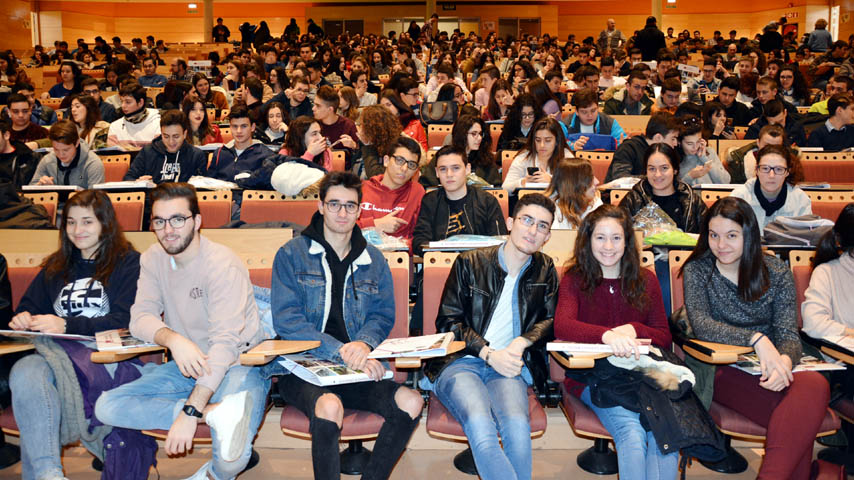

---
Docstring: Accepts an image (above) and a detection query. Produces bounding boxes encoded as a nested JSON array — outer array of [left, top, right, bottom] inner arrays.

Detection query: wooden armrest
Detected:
[[0, 341, 35, 356], [90, 345, 166, 364], [682, 339, 753, 364], [820, 346, 854, 365], [239, 340, 321, 366], [550, 350, 609, 369], [393, 340, 466, 369]]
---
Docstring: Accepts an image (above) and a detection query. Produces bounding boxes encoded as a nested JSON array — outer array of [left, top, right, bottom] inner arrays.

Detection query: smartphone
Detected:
[[527, 167, 539, 176]]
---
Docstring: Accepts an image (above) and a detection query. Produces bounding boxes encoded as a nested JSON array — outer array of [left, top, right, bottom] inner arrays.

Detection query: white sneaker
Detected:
[[181, 461, 210, 480], [205, 390, 252, 463]]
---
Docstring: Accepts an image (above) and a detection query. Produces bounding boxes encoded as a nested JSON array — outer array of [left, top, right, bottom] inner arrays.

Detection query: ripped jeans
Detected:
[[95, 361, 269, 480]]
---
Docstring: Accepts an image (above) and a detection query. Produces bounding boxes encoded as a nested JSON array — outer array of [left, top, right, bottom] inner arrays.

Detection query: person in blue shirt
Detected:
[[137, 56, 167, 88], [565, 88, 625, 151], [46, 61, 80, 99]]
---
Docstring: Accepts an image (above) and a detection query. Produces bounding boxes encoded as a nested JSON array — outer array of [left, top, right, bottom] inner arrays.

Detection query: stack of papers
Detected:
[[279, 353, 392, 386], [427, 235, 506, 251], [93, 180, 156, 190], [188, 176, 238, 190], [369, 333, 454, 359], [21, 185, 82, 192], [599, 177, 641, 190], [548, 340, 652, 355], [732, 353, 844, 375], [95, 328, 159, 352]]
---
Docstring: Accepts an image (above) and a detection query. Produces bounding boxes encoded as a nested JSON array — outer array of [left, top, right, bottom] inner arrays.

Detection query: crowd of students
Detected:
[[1, 13, 854, 480]]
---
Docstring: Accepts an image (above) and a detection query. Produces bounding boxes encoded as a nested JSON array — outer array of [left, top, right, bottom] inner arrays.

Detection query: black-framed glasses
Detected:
[[392, 155, 419, 171], [324, 201, 359, 214], [516, 214, 551, 234], [151, 215, 192, 230], [757, 165, 788, 175], [520, 112, 536, 119]]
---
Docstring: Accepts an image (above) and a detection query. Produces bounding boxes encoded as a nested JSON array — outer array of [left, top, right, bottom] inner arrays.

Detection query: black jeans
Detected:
[[277, 374, 420, 480]]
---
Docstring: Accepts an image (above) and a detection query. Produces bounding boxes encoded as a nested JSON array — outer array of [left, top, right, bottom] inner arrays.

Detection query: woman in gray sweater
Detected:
[[681, 196, 829, 480]]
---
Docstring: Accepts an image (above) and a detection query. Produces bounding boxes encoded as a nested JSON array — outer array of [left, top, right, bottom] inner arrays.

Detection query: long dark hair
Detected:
[[814, 203, 854, 268], [776, 65, 809, 104], [451, 115, 494, 170], [284, 116, 323, 165], [681, 196, 769, 302], [486, 78, 512, 121], [545, 158, 596, 229], [43, 190, 135, 286], [569, 204, 647, 310], [379, 89, 416, 128], [503, 93, 541, 138], [181, 95, 214, 144], [521, 117, 567, 175], [68, 94, 102, 141], [526, 77, 558, 114]]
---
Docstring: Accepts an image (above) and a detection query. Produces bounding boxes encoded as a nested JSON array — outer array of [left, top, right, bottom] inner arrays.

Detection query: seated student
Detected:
[[569, 65, 600, 97], [619, 143, 707, 232], [730, 144, 811, 233], [807, 93, 854, 151], [0, 120, 37, 188], [689, 58, 722, 96], [191, 73, 229, 112], [483, 78, 515, 122], [5, 94, 48, 146], [544, 158, 603, 229], [270, 171, 423, 480], [681, 196, 830, 479], [424, 115, 500, 188], [618, 49, 642, 77], [282, 76, 313, 120], [749, 77, 797, 120], [95, 182, 268, 480], [138, 56, 167, 88], [254, 101, 288, 145], [727, 124, 787, 183], [554, 204, 678, 479], [353, 70, 378, 107], [778, 65, 810, 107], [603, 71, 653, 116], [423, 192, 559, 480], [209, 105, 274, 181], [278, 115, 332, 170], [9, 190, 142, 480], [13, 83, 57, 127], [702, 101, 737, 140], [107, 83, 161, 149], [604, 112, 680, 182], [649, 51, 676, 87], [809, 75, 853, 114], [545, 71, 569, 106], [715, 76, 753, 127], [238, 77, 265, 120], [47, 61, 80, 99], [496, 93, 542, 151], [678, 117, 731, 186], [67, 94, 110, 150], [31, 120, 104, 188], [379, 89, 427, 152], [598, 56, 626, 90], [802, 203, 854, 340], [565, 88, 625, 152], [358, 136, 425, 242], [651, 78, 682, 114], [502, 117, 571, 192], [181, 95, 223, 146], [474, 66, 501, 108], [412, 145, 508, 256], [567, 48, 592, 74], [313, 86, 360, 153], [80, 78, 120, 124], [745, 99, 807, 146], [124, 110, 207, 183]]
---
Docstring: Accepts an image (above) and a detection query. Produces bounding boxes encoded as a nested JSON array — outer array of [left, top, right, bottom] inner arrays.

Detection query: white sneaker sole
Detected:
[[207, 391, 252, 463]]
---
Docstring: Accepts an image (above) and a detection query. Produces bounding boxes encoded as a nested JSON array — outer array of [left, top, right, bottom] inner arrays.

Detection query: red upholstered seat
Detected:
[[801, 160, 854, 183], [558, 384, 612, 438], [144, 424, 212, 440], [710, 401, 839, 438], [831, 398, 854, 423], [9, 266, 40, 311], [249, 268, 273, 289], [425, 389, 547, 439], [280, 406, 386, 439], [0, 408, 17, 435]]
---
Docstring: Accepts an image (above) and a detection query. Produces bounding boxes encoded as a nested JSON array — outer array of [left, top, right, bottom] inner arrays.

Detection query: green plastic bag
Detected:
[[643, 230, 698, 246]]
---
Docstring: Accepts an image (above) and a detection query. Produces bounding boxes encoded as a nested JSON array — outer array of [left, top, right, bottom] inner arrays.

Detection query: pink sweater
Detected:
[[130, 236, 263, 392]]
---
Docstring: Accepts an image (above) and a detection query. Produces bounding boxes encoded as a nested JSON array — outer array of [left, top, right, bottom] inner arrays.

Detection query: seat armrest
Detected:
[[549, 350, 609, 369], [239, 340, 321, 366], [90, 345, 166, 364], [682, 339, 753, 364]]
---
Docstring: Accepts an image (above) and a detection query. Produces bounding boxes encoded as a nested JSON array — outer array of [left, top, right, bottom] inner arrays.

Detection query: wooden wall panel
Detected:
[[0, 0, 33, 50]]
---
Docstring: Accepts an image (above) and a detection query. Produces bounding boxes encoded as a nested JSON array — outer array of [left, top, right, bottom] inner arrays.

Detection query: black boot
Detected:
[[310, 416, 342, 480]]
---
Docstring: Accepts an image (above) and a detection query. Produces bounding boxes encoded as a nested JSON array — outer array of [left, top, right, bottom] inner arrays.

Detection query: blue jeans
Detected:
[[433, 356, 531, 480], [581, 387, 680, 480], [10, 354, 63, 480], [94, 361, 270, 480]]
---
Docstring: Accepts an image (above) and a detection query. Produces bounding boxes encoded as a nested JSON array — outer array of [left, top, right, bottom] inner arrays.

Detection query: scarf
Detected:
[[56, 146, 81, 185], [124, 105, 148, 124], [754, 178, 787, 217]]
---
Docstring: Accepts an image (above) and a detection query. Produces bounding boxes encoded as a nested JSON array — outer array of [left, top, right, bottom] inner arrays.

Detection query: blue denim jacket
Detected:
[[261, 235, 395, 378]]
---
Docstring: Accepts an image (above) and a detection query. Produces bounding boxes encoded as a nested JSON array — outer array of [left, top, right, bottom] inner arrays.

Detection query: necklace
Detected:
[[609, 284, 615, 294]]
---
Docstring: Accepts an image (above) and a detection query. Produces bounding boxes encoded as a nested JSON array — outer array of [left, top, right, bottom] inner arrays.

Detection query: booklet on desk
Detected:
[[732, 353, 844, 375], [823, 334, 854, 352], [93, 180, 156, 190], [21, 185, 82, 192], [368, 333, 454, 359], [427, 234, 506, 250], [279, 353, 393, 386], [95, 328, 159, 352], [547, 340, 651, 355], [0, 329, 93, 341]]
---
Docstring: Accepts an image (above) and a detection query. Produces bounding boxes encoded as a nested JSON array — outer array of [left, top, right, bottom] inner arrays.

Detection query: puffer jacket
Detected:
[[423, 245, 559, 394], [618, 177, 707, 233]]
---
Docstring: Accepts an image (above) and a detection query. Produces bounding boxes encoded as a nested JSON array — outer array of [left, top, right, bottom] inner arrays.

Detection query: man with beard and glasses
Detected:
[[96, 182, 270, 480]]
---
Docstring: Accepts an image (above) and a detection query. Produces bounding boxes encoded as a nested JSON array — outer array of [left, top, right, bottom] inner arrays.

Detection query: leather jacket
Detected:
[[423, 245, 559, 393], [619, 177, 707, 234]]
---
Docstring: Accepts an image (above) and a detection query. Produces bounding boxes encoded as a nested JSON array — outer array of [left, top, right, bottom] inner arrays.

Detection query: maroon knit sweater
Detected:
[[554, 269, 672, 395]]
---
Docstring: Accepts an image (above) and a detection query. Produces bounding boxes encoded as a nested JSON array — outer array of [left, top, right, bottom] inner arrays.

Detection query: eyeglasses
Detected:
[[757, 165, 788, 175], [520, 112, 536, 119], [516, 214, 551, 234], [392, 155, 419, 171], [324, 201, 359, 214], [83, 89, 99, 95], [151, 215, 192, 230], [296, 88, 310, 94]]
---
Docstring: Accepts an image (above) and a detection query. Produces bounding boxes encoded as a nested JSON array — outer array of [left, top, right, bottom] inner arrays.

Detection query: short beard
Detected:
[[160, 230, 195, 255]]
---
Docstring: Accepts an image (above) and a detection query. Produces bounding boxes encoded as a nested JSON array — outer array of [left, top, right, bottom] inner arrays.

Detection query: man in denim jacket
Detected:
[[270, 171, 423, 480]]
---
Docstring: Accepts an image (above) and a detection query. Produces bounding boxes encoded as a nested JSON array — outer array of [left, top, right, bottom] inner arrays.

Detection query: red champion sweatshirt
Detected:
[[358, 174, 426, 242]]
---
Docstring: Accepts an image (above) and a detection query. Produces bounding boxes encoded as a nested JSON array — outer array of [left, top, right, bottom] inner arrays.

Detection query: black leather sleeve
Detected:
[[435, 254, 489, 357], [0, 255, 13, 330]]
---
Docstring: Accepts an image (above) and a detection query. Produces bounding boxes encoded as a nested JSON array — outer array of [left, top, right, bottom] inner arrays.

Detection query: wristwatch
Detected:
[[182, 404, 203, 418]]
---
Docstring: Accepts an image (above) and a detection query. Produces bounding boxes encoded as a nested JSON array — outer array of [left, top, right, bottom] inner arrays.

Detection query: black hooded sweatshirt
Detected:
[[123, 137, 207, 183]]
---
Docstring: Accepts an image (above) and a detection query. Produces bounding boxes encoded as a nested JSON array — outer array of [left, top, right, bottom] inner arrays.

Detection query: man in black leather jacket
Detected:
[[423, 193, 558, 480], [412, 145, 507, 256]]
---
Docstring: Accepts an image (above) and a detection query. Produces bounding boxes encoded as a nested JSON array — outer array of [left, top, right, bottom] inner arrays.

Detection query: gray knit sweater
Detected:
[[683, 251, 802, 364]]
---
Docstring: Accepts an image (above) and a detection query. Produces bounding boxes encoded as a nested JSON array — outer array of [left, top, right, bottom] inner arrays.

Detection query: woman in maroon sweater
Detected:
[[554, 204, 676, 480]]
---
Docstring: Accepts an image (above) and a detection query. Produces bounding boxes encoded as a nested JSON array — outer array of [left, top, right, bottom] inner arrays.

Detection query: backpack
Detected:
[[763, 215, 834, 247]]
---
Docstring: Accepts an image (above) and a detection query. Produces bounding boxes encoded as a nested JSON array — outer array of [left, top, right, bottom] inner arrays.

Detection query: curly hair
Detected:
[[358, 105, 402, 158]]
